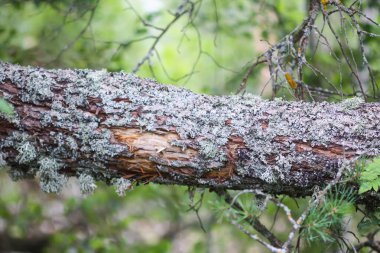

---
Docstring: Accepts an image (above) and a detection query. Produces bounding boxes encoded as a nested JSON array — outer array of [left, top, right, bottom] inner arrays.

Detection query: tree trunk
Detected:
[[0, 62, 379, 197]]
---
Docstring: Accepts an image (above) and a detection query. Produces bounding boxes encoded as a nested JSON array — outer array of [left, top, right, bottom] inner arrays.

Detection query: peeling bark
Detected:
[[0, 62, 379, 197]]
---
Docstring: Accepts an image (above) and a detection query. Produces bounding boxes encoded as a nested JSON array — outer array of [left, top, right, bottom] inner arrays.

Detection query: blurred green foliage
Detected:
[[0, 0, 378, 99], [302, 186, 356, 244], [0, 0, 380, 252], [359, 156, 380, 194]]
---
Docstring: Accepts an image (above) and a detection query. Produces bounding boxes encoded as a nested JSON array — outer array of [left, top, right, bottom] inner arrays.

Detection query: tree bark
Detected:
[[0, 62, 379, 197]]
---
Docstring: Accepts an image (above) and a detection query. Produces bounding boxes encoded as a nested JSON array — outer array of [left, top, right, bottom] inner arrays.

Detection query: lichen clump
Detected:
[[38, 157, 67, 193], [78, 174, 97, 194], [112, 178, 132, 196]]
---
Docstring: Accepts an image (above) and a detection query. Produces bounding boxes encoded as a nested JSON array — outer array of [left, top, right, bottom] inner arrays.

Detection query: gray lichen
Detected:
[[78, 174, 97, 194], [38, 157, 67, 193], [2, 132, 38, 164], [16, 142, 37, 164], [112, 178, 132, 196], [339, 97, 364, 110], [8, 168, 34, 181], [0, 64, 132, 193], [21, 70, 54, 103], [199, 140, 219, 159], [0, 152, 7, 167]]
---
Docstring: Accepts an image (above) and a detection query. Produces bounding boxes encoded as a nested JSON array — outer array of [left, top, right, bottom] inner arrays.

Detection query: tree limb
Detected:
[[0, 62, 379, 199]]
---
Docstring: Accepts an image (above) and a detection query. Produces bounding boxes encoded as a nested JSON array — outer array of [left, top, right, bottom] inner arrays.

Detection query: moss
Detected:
[[0, 97, 16, 121]]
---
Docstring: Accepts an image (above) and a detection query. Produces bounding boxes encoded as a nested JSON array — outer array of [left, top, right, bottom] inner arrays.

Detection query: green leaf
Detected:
[[363, 157, 380, 173], [359, 156, 380, 194], [359, 182, 373, 194], [372, 181, 380, 192]]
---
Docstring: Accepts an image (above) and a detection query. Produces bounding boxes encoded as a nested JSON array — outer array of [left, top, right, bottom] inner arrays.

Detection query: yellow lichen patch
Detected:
[[284, 72, 298, 89], [321, 0, 328, 10]]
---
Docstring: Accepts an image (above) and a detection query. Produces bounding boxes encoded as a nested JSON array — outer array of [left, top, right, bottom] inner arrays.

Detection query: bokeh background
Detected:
[[0, 0, 379, 252]]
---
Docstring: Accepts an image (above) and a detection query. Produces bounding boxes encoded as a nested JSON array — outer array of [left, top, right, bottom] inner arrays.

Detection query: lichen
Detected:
[[74, 123, 125, 159], [199, 140, 218, 158], [8, 168, 34, 181], [37, 157, 67, 193], [78, 174, 97, 194], [103, 114, 132, 127], [1, 132, 38, 165], [0, 152, 6, 167], [339, 97, 364, 110], [16, 142, 37, 164], [112, 177, 132, 196], [21, 70, 54, 103]]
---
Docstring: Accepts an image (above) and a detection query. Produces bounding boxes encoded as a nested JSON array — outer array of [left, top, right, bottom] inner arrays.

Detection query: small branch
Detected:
[[51, 0, 99, 63], [283, 160, 350, 249], [231, 220, 284, 253], [217, 189, 284, 248], [132, 0, 194, 73], [353, 230, 380, 252], [235, 58, 267, 95], [331, 0, 379, 97], [125, 0, 164, 31]]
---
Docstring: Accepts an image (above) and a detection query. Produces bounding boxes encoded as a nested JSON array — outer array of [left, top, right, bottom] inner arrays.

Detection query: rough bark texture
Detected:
[[0, 62, 379, 196]]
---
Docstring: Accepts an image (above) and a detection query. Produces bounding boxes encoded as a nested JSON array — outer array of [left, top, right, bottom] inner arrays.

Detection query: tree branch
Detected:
[[216, 189, 284, 249], [0, 62, 379, 200]]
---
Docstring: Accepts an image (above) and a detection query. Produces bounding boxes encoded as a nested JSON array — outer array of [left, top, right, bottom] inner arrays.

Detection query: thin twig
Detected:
[[132, 0, 193, 73], [51, 0, 99, 63], [235, 58, 267, 95], [216, 189, 284, 249]]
